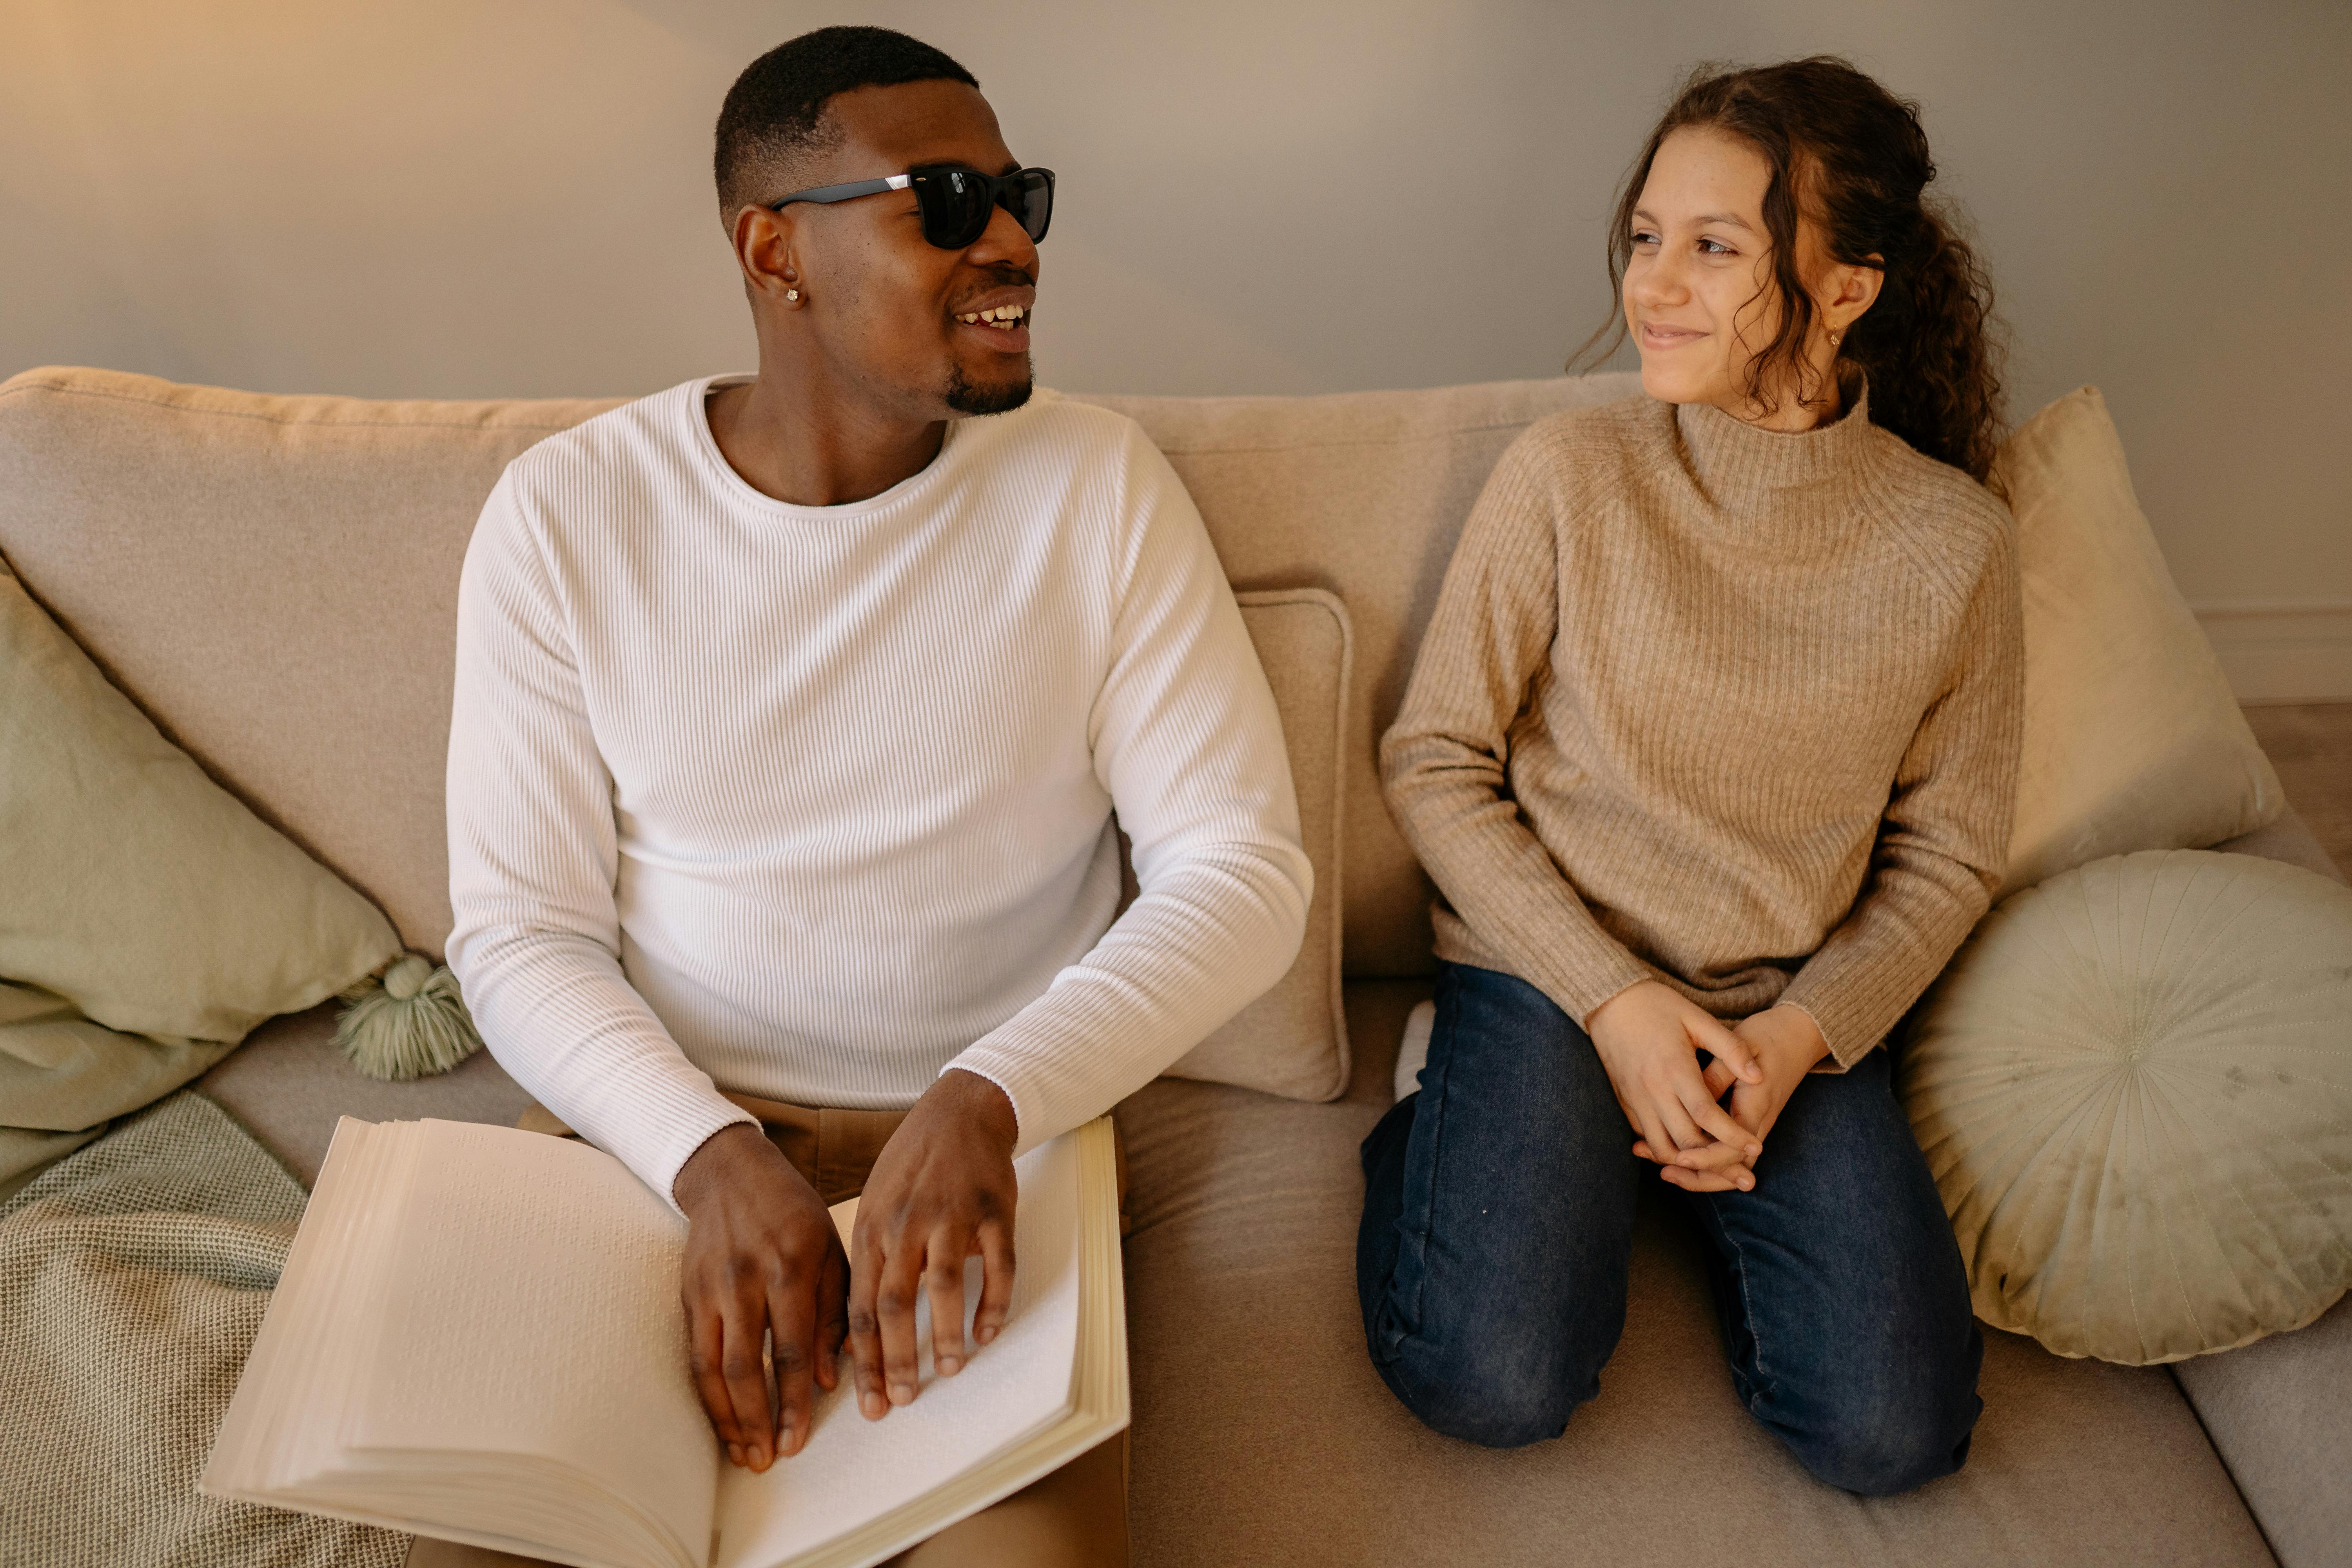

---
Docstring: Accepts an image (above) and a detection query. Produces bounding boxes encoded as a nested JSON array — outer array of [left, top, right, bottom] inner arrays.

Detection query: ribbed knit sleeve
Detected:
[[1777, 519, 2025, 1067], [1379, 434, 1655, 1027], [948, 432, 1313, 1155], [446, 473, 755, 1210]]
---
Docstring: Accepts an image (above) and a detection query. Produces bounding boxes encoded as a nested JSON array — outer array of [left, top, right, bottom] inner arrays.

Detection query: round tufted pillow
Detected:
[[1900, 849, 2352, 1365]]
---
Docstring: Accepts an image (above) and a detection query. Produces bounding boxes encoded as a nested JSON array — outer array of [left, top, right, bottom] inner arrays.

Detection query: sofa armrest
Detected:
[[2173, 1295, 2352, 1568], [2212, 804, 2346, 885]]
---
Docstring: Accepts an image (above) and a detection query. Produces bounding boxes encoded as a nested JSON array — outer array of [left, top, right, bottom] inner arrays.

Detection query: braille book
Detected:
[[203, 1115, 1126, 1568]]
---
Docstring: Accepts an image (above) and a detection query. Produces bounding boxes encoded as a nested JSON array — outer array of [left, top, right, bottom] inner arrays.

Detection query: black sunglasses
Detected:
[[768, 164, 1054, 250]]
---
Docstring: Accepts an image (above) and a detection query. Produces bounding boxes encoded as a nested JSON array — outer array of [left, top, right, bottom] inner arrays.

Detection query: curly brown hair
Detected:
[[1576, 58, 2006, 484]]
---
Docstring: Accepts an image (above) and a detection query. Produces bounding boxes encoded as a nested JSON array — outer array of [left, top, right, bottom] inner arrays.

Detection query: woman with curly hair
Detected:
[[1361, 57, 2019, 1495]]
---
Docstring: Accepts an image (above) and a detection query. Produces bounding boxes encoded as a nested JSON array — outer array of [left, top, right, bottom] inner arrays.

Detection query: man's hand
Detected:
[[847, 1069, 1019, 1420], [673, 1123, 849, 1472], [1638, 1004, 1832, 1192], [1587, 980, 1764, 1188]]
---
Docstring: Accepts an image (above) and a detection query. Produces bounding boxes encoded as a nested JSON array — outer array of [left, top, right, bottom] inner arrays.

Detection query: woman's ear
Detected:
[[1824, 253, 1885, 338]]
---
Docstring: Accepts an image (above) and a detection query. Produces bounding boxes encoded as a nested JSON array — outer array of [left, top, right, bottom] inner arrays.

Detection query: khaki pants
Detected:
[[404, 1094, 1130, 1568]]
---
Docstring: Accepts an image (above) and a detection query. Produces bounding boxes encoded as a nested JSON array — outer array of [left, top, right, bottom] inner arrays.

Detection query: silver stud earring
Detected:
[[785, 288, 800, 302]]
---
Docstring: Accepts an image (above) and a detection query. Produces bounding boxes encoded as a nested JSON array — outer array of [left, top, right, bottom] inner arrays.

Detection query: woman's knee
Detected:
[[1374, 1330, 1604, 1449], [1367, 1258, 1628, 1449], [1765, 1346, 1985, 1496], [1787, 1406, 1979, 1496]]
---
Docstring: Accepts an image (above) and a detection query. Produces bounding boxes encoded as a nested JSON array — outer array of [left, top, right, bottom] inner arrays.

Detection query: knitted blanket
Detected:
[[0, 1091, 407, 1568]]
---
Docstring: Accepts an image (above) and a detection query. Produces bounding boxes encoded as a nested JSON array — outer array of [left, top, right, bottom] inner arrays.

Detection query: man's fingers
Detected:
[[846, 1235, 889, 1421], [815, 1243, 848, 1392], [876, 1241, 925, 1410], [973, 1218, 1016, 1347], [924, 1227, 971, 1376], [766, 1278, 817, 1461], [1690, 1014, 1764, 1083], [687, 1297, 742, 1461], [717, 1292, 776, 1469]]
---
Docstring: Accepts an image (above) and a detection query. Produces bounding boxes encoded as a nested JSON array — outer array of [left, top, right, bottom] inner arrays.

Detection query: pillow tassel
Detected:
[[334, 955, 483, 1081]]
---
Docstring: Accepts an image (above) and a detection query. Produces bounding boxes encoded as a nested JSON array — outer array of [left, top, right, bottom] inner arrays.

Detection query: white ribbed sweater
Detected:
[[446, 378, 1310, 1206]]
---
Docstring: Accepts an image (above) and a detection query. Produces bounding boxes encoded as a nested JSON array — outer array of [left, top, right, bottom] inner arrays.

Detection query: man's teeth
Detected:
[[956, 305, 1028, 327]]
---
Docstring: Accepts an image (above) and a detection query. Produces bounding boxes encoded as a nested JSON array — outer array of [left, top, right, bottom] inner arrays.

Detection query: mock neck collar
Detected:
[[1673, 370, 1878, 510]]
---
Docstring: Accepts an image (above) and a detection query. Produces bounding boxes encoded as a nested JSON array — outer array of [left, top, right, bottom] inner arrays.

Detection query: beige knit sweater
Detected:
[[1381, 385, 2023, 1068]]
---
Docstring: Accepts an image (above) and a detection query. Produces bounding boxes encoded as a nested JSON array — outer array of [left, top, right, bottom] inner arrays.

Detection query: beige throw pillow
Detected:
[[1151, 589, 1352, 1101], [1901, 849, 2352, 1364], [1997, 388, 2283, 890], [0, 556, 401, 1045]]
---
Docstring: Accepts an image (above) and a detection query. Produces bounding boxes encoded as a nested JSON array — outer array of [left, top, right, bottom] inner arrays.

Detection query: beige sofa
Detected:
[[2, 365, 2346, 1568]]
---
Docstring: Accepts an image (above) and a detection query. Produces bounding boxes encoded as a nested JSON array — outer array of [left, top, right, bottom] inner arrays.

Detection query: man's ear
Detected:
[[731, 205, 802, 302]]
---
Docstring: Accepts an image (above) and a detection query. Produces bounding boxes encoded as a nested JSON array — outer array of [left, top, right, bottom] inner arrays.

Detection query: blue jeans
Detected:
[[1357, 963, 1982, 1495]]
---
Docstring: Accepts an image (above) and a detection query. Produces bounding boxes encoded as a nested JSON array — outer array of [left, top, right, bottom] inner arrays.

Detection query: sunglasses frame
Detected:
[[767, 164, 1055, 250]]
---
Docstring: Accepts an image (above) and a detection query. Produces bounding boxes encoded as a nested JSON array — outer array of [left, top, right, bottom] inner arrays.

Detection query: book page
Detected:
[[340, 1121, 717, 1568], [710, 1132, 1084, 1568]]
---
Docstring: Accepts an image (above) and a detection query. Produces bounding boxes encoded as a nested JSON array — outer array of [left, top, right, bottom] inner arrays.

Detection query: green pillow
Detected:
[[1901, 849, 2352, 1364], [0, 554, 398, 1051]]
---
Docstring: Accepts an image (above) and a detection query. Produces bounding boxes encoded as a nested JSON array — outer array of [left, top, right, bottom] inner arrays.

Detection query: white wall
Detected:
[[5, 0, 2348, 695]]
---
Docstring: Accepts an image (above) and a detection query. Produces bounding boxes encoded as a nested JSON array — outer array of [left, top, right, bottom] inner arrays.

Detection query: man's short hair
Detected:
[[714, 26, 979, 216]]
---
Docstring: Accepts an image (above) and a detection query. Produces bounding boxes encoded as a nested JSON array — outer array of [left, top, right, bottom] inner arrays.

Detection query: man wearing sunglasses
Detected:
[[439, 25, 1308, 1566]]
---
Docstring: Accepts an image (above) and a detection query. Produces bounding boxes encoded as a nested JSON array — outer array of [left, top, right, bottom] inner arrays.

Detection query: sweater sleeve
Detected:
[[1777, 520, 2025, 1068], [444, 472, 755, 1210], [1378, 433, 1655, 1026], [946, 432, 1314, 1156]]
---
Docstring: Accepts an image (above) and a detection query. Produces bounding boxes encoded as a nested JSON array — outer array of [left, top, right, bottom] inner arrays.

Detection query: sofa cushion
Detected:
[[1997, 388, 2285, 889], [200, 985, 2274, 1567], [1160, 590, 1352, 1100], [0, 367, 622, 956], [1075, 377, 1642, 975], [1110, 977, 2271, 1568]]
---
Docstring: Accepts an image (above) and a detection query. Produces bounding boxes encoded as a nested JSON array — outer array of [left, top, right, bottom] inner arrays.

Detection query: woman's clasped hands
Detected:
[[1585, 980, 1833, 1192]]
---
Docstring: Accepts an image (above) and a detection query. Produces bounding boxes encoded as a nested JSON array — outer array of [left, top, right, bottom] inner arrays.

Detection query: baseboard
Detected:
[[2193, 602, 2352, 704]]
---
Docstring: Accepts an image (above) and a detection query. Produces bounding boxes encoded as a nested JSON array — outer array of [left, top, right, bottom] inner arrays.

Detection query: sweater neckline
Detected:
[[1671, 372, 1878, 512], [686, 374, 967, 520]]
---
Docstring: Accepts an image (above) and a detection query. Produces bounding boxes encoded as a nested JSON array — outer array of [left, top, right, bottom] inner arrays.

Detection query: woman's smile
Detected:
[[1639, 321, 1708, 350]]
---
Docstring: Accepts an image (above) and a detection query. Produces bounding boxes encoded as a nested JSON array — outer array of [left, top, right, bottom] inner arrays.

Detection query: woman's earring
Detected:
[[785, 288, 800, 303], [1828, 329, 1842, 347]]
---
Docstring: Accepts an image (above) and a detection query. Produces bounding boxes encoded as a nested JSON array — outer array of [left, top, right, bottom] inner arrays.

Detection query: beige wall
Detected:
[[5, 0, 2348, 694]]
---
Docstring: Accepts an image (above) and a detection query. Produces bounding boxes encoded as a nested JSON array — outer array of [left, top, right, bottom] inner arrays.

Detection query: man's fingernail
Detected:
[[889, 1382, 914, 1405], [938, 1355, 962, 1374], [862, 1392, 887, 1417], [728, 1443, 743, 1466], [975, 1324, 995, 1344]]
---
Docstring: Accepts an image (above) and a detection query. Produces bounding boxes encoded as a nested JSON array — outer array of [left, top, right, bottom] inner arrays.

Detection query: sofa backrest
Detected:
[[1073, 379, 1637, 971], [0, 365, 1636, 977]]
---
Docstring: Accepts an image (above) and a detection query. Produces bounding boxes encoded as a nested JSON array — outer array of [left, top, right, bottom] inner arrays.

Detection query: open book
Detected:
[[202, 1115, 1127, 1568]]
